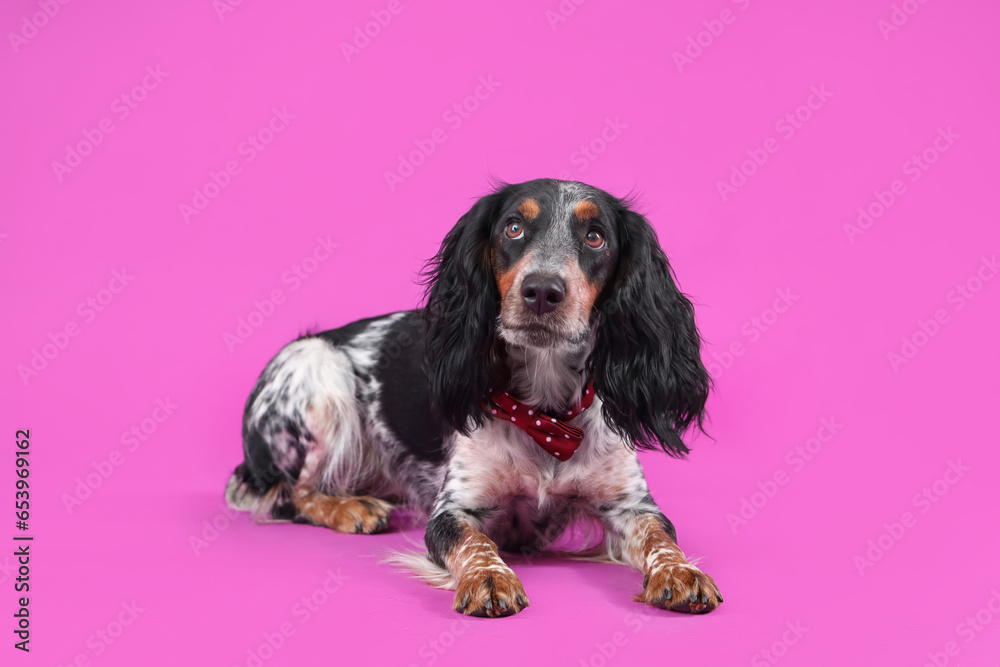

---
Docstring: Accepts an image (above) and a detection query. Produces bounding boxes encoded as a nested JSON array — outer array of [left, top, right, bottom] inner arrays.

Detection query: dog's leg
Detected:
[[234, 336, 399, 529], [291, 486, 392, 534], [602, 507, 723, 614], [287, 428, 393, 535], [425, 509, 529, 617]]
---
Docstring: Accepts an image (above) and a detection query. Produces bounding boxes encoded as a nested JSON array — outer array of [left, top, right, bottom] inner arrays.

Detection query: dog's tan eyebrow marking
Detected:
[[574, 200, 599, 220], [518, 199, 540, 220]]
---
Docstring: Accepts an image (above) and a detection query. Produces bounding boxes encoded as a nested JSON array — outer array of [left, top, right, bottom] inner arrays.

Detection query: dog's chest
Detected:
[[452, 411, 638, 510]]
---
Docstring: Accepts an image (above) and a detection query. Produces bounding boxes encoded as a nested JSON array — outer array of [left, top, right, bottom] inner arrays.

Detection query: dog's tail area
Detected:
[[224, 462, 296, 522], [226, 464, 254, 512], [224, 468, 255, 511], [380, 532, 457, 590]]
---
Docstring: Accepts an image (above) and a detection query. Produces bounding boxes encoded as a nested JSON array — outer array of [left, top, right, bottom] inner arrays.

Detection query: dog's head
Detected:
[[422, 179, 710, 456]]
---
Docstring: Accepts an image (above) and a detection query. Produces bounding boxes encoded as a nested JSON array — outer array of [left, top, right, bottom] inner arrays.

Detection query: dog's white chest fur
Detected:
[[445, 400, 645, 514]]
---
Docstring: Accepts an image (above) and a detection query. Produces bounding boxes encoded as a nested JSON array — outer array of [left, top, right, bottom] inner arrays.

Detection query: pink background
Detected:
[[2, 0, 999, 665]]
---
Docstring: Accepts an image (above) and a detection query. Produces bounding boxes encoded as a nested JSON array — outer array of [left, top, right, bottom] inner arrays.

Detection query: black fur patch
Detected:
[[371, 312, 448, 464], [426, 511, 467, 567], [655, 511, 678, 545]]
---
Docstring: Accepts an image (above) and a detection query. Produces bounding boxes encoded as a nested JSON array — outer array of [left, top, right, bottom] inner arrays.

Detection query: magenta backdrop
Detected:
[[2, 0, 999, 665]]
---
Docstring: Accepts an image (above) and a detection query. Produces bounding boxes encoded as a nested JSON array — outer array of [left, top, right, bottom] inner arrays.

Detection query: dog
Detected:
[[225, 178, 722, 617]]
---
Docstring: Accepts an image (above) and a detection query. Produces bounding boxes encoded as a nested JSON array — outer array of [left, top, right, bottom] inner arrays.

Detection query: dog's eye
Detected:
[[585, 229, 604, 249], [505, 220, 524, 239]]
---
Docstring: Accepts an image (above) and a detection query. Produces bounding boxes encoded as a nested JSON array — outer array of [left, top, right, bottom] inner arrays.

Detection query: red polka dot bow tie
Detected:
[[484, 381, 596, 461]]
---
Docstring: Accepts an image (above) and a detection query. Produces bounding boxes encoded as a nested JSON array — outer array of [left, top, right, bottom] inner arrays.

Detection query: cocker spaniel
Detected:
[[225, 178, 722, 617]]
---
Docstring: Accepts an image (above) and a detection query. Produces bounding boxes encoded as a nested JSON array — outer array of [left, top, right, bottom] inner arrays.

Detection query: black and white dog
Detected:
[[225, 179, 722, 617]]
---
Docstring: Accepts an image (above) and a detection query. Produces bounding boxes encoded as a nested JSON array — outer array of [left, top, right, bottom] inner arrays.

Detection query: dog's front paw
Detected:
[[637, 564, 723, 614], [453, 566, 529, 618]]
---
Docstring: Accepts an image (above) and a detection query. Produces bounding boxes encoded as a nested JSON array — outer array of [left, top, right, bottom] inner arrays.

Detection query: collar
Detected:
[[483, 381, 595, 461]]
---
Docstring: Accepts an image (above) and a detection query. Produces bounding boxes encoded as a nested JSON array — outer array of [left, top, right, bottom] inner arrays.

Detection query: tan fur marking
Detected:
[[447, 526, 529, 617], [445, 526, 500, 575], [625, 515, 684, 567], [628, 515, 723, 614], [292, 488, 392, 534], [495, 252, 533, 303], [565, 258, 601, 321], [574, 200, 599, 220], [518, 198, 540, 220]]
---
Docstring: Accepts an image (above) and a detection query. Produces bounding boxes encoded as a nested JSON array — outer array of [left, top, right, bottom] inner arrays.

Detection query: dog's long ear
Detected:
[[589, 203, 711, 457], [422, 191, 508, 434]]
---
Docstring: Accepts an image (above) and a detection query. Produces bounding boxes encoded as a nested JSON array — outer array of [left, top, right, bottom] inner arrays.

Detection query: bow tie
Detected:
[[484, 381, 596, 461]]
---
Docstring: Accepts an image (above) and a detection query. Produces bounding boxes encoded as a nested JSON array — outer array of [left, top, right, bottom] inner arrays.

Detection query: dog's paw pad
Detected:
[[637, 564, 722, 614], [453, 567, 529, 618]]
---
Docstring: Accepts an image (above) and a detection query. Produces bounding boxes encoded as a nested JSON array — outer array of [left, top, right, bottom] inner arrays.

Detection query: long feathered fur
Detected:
[[589, 201, 711, 456], [420, 190, 511, 435]]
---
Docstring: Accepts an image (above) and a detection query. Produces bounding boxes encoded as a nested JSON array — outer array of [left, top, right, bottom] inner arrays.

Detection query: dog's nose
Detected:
[[520, 274, 566, 315]]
